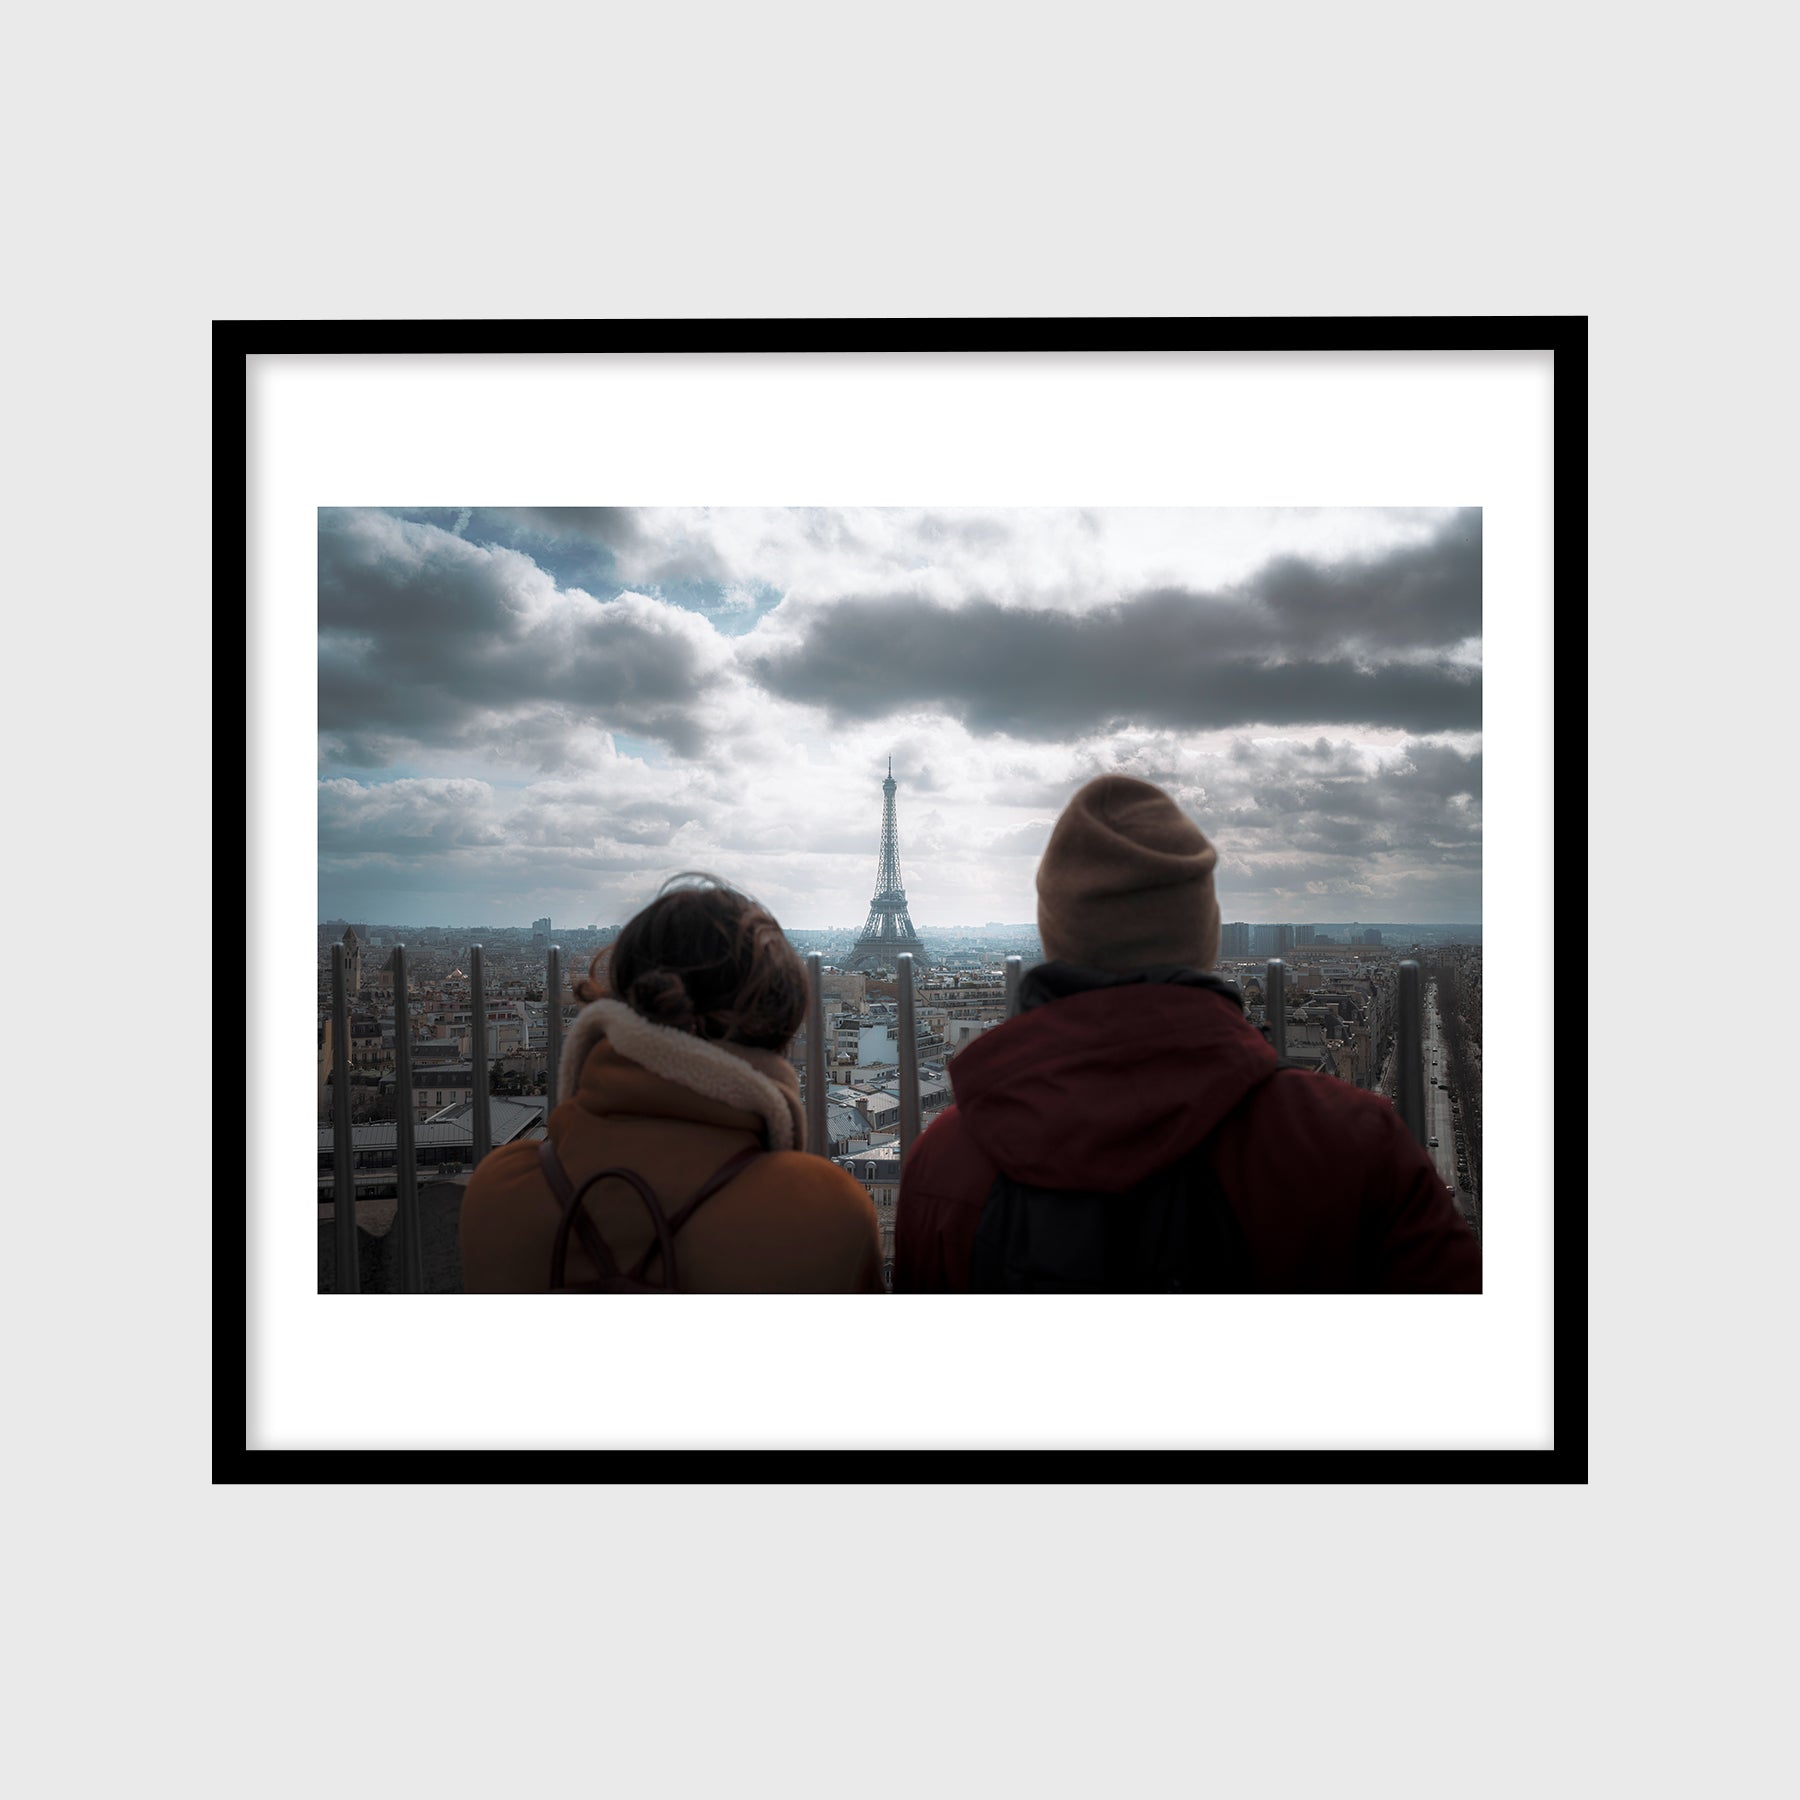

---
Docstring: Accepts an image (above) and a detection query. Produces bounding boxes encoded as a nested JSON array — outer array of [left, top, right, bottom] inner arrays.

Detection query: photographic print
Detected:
[[315, 503, 1484, 1299]]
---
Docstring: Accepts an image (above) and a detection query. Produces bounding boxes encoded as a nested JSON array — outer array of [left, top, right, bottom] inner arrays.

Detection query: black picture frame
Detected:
[[221, 316, 1585, 1483]]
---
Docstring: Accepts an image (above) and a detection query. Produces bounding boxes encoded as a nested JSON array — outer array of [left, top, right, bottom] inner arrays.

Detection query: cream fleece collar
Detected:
[[558, 998, 803, 1152]]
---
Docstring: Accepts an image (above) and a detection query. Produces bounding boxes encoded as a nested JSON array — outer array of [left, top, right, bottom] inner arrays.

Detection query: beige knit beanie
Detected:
[[1036, 775, 1222, 972]]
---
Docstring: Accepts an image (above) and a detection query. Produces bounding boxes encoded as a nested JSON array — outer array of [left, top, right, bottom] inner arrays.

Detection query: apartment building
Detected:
[[377, 1064, 477, 1122], [835, 1143, 903, 1283]]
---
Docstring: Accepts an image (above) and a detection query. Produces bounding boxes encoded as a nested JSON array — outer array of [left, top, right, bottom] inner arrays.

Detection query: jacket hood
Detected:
[[946, 963, 1279, 1191], [561, 998, 805, 1151]]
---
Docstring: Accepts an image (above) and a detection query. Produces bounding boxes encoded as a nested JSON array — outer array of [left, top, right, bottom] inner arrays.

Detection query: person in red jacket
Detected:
[[894, 776, 1480, 1293]]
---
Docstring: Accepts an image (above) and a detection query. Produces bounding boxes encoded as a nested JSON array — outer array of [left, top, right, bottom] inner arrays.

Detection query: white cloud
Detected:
[[319, 508, 1482, 925]]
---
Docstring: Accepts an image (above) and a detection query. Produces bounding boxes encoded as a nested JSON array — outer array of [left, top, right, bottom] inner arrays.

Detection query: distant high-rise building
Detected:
[[1361, 928, 1382, 946], [531, 915, 552, 950], [1294, 925, 1315, 948], [1221, 920, 1251, 959]]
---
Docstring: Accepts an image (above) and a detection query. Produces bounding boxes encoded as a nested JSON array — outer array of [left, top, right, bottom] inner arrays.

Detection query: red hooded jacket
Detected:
[[894, 970, 1480, 1293]]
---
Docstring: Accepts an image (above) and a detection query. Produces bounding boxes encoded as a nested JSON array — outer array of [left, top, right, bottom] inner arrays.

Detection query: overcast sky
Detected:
[[318, 506, 1481, 929]]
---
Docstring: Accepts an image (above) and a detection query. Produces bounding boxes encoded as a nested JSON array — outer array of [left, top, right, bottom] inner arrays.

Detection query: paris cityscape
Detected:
[[318, 756, 1483, 1289], [317, 505, 1483, 1291]]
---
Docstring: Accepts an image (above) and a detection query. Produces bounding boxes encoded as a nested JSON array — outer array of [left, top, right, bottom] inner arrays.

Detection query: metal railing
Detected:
[[328, 936, 567, 1292], [547, 944, 564, 1104], [468, 944, 491, 1168], [391, 944, 423, 1293], [1266, 954, 1428, 1146], [896, 954, 921, 1153], [329, 944, 358, 1293], [1266, 957, 1287, 1059], [804, 952, 827, 1158], [328, 943, 1438, 1291]]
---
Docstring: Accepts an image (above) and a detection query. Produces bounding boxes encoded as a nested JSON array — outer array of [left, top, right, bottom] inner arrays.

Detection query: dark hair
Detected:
[[572, 873, 809, 1051]]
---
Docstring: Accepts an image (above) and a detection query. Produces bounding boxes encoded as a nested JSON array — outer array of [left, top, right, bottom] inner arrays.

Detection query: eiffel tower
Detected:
[[846, 759, 926, 972]]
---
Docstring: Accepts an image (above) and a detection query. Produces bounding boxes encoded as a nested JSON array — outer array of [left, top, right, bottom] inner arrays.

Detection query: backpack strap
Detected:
[[625, 1143, 766, 1285], [539, 1140, 653, 1290], [537, 1137, 619, 1283], [537, 1137, 765, 1292]]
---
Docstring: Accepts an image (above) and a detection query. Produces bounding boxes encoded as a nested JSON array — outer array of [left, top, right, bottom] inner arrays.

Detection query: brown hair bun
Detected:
[[625, 967, 697, 1032]]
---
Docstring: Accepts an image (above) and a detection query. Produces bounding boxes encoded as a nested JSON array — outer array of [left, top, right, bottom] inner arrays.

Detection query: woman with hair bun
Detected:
[[460, 875, 884, 1293]]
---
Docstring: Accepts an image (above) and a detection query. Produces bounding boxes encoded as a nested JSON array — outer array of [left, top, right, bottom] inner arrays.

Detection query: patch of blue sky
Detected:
[[319, 757, 433, 781], [487, 521, 619, 594], [609, 732, 665, 765], [387, 506, 622, 597], [648, 576, 785, 637]]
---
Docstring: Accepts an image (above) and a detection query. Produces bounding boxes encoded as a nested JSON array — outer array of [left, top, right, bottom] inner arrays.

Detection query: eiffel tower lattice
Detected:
[[846, 759, 926, 972]]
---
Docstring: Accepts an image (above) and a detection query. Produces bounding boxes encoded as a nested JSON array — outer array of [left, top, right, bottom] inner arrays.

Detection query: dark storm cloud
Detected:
[[318, 779, 727, 900], [1202, 737, 1482, 920], [1224, 737, 1482, 816], [317, 778, 507, 856], [502, 792, 715, 850], [318, 510, 727, 765], [994, 733, 1482, 919], [748, 510, 1481, 738], [1252, 507, 1480, 651], [498, 506, 733, 587], [495, 507, 640, 540], [752, 606, 1480, 736], [1209, 739, 1481, 855], [380, 507, 643, 602]]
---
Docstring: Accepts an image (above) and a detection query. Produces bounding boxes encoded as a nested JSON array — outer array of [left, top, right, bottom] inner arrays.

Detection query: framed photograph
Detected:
[[226, 319, 1581, 1479]]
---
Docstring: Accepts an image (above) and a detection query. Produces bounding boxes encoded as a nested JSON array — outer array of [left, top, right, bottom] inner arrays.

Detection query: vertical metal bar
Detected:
[[392, 944, 423, 1293], [546, 945, 563, 1108], [469, 943, 491, 1167], [1396, 959, 1427, 1146], [1004, 954, 1022, 1019], [1266, 958, 1287, 1059], [805, 952, 827, 1157], [330, 944, 359, 1293], [896, 952, 920, 1164]]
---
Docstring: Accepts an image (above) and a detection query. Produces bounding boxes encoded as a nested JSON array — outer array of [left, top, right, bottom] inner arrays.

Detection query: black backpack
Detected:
[[537, 1139, 764, 1293], [969, 1063, 1300, 1293]]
